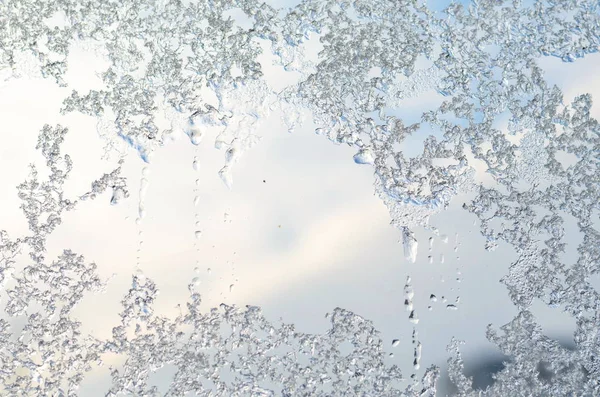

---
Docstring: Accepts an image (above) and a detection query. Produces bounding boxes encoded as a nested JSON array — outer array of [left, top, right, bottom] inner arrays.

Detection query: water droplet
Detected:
[[428, 255, 433, 264], [194, 267, 200, 273], [353, 148, 374, 165], [441, 235, 449, 244], [409, 310, 419, 324], [194, 196, 200, 206], [193, 157, 200, 171], [229, 284, 235, 292], [413, 342, 422, 370], [446, 304, 458, 311], [225, 147, 236, 163], [195, 230, 202, 239], [140, 178, 149, 196], [429, 294, 437, 302], [142, 167, 150, 177], [219, 166, 233, 189], [392, 339, 400, 347], [402, 227, 418, 263], [207, 268, 212, 274], [440, 254, 445, 264], [190, 129, 203, 145], [110, 187, 125, 205], [188, 277, 201, 293]]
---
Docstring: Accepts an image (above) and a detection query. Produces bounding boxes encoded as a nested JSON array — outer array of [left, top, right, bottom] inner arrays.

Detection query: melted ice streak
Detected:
[[402, 226, 418, 263], [1, 0, 600, 395]]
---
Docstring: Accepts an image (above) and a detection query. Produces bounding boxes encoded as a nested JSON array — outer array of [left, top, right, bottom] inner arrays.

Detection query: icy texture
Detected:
[[0, 0, 600, 395], [0, 125, 442, 396], [402, 227, 419, 264]]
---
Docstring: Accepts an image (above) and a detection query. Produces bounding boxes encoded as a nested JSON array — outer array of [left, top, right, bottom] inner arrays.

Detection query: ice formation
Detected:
[[0, 0, 599, 395]]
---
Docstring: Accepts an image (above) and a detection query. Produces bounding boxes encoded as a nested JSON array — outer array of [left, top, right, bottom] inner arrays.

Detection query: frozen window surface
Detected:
[[0, 0, 599, 395]]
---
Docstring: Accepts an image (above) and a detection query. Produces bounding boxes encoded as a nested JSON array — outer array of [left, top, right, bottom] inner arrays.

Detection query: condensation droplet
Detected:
[[402, 227, 418, 263], [110, 187, 125, 205], [392, 339, 400, 347], [140, 178, 149, 196], [219, 167, 233, 189], [353, 148, 374, 165], [413, 342, 422, 370], [195, 230, 202, 239], [409, 310, 419, 324], [190, 129, 203, 145]]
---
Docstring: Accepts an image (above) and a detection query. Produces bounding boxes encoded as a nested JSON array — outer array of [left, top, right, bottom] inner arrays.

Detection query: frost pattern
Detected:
[[0, 0, 599, 395]]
